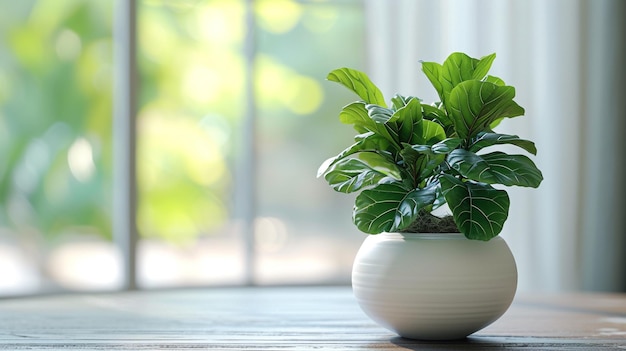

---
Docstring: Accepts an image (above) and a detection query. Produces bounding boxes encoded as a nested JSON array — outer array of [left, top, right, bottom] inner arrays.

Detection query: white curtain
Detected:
[[365, 0, 626, 292]]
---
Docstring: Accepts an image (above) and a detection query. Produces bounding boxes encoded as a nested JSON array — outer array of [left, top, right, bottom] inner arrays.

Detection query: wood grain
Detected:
[[0, 287, 624, 350]]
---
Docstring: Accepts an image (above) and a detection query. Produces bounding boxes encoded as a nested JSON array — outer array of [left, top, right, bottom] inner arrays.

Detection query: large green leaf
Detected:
[[392, 183, 439, 231], [366, 104, 395, 124], [471, 54, 497, 80], [338, 102, 398, 149], [327, 68, 387, 107], [421, 61, 444, 103], [400, 145, 445, 182], [422, 103, 454, 135], [317, 132, 391, 177], [483, 75, 505, 86], [446, 149, 500, 184], [391, 94, 420, 111], [323, 152, 402, 193], [353, 182, 437, 234], [393, 97, 423, 144], [390, 99, 445, 146], [421, 119, 446, 143], [406, 138, 462, 156], [470, 132, 537, 155], [447, 149, 543, 187], [417, 154, 445, 180], [479, 152, 543, 188], [441, 53, 496, 101], [422, 53, 496, 105], [440, 174, 510, 241], [357, 152, 403, 179], [324, 159, 390, 193], [447, 80, 524, 139], [338, 101, 370, 133], [431, 138, 463, 154]]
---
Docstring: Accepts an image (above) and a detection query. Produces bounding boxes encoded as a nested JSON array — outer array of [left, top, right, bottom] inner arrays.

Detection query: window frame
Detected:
[[113, 0, 138, 290]]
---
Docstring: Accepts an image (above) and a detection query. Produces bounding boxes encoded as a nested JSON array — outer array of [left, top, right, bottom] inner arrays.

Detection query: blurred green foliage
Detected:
[[0, 1, 113, 240], [0, 0, 364, 245]]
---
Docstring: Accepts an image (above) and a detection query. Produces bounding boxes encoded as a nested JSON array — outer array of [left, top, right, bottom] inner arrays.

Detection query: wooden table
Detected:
[[0, 286, 624, 350]]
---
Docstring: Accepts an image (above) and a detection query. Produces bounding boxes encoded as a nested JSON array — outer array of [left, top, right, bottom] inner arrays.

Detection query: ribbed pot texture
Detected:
[[352, 233, 517, 340]]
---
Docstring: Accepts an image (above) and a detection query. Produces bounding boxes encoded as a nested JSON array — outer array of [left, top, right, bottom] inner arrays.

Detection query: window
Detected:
[[0, 0, 367, 295], [0, 1, 116, 294]]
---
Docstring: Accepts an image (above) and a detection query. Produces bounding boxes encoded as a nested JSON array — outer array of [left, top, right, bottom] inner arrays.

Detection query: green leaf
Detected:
[[357, 152, 403, 179], [393, 97, 423, 144], [391, 94, 421, 111], [489, 118, 504, 130], [353, 182, 437, 234], [323, 157, 393, 193], [483, 75, 505, 86], [392, 183, 439, 231], [447, 80, 524, 139], [432, 184, 448, 210], [479, 152, 543, 188], [422, 103, 454, 134], [447, 149, 543, 187], [472, 53, 497, 80], [431, 138, 463, 153], [505, 103, 525, 119], [401, 145, 445, 181], [435, 52, 497, 104], [421, 119, 446, 143], [338, 102, 398, 148], [417, 154, 445, 179], [327, 68, 387, 107], [421, 61, 444, 103], [366, 104, 395, 124], [339, 102, 370, 133], [447, 149, 500, 184], [317, 132, 391, 177], [440, 174, 510, 241], [406, 138, 462, 156], [441, 53, 495, 86], [470, 132, 537, 155], [407, 144, 432, 153]]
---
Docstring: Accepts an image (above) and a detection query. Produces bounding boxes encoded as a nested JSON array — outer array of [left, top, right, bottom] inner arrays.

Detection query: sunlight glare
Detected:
[[55, 28, 82, 61], [255, 0, 303, 34], [194, 1, 244, 43], [67, 137, 96, 182]]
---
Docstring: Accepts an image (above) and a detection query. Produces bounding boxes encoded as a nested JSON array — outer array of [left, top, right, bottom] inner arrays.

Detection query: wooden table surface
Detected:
[[0, 286, 625, 350]]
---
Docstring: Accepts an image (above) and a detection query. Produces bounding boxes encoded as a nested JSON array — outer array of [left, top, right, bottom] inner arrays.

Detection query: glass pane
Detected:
[[254, 0, 366, 284], [136, 0, 245, 287], [137, 0, 367, 287], [0, 0, 118, 295]]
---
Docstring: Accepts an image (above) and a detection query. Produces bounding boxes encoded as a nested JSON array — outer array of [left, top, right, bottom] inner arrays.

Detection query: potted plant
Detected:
[[318, 52, 543, 340]]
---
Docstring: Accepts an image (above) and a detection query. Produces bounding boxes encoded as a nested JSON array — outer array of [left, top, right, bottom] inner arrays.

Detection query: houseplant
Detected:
[[318, 52, 543, 340]]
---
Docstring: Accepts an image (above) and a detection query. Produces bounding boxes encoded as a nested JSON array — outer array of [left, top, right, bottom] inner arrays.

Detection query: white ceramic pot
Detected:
[[352, 232, 517, 340]]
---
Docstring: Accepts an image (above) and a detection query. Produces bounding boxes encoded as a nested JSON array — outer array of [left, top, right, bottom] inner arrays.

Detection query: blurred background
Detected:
[[0, 0, 624, 297]]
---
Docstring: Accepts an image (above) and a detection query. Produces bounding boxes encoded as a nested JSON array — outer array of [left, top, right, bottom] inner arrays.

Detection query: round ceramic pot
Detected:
[[352, 232, 517, 340]]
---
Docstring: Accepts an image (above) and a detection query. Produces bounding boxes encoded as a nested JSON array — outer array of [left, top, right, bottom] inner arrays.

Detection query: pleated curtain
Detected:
[[364, 0, 626, 292]]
